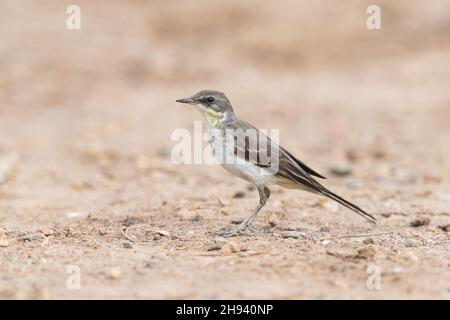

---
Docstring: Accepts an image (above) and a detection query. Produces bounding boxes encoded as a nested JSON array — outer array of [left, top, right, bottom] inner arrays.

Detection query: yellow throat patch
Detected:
[[202, 109, 222, 127]]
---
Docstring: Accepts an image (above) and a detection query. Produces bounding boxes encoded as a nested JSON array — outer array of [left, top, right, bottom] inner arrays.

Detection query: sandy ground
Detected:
[[0, 0, 449, 299]]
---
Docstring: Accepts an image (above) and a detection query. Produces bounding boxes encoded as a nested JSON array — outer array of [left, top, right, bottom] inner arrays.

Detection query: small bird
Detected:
[[176, 90, 376, 236]]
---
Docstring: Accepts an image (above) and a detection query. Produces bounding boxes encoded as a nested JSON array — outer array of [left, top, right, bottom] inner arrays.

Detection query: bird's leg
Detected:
[[238, 185, 270, 232], [216, 185, 270, 237]]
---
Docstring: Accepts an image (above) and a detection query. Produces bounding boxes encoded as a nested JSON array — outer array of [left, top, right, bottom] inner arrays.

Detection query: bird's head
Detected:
[[176, 90, 235, 126]]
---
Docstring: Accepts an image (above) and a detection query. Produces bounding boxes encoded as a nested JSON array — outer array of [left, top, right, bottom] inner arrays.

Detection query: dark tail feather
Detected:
[[319, 189, 376, 224]]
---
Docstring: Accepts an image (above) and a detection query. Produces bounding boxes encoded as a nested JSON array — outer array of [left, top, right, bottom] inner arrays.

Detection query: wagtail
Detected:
[[176, 90, 376, 236]]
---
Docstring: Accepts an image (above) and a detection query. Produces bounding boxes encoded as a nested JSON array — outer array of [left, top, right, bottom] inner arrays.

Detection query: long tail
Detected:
[[318, 188, 376, 224]]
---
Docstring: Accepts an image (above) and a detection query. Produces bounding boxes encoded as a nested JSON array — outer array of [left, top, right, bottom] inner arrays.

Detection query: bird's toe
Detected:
[[215, 226, 240, 237]]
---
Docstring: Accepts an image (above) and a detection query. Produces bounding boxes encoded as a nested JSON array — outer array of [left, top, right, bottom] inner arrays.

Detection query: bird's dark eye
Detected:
[[207, 97, 215, 103]]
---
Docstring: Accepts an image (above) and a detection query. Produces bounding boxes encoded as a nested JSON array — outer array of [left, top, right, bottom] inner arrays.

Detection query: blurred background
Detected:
[[1, 0, 449, 218], [0, 0, 449, 299]]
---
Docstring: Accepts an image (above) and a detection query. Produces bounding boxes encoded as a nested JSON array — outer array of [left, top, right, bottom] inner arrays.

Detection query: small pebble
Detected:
[[157, 147, 170, 158], [214, 236, 227, 245], [65, 211, 85, 219], [221, 241, 240, 254], [410, 217, 430, 227], [346, 180, 361, 189], [320, 226, 331, 233], [330, 166, 352, 177], [363, 238, 374, 245], [356, 247, 376, 259], [145, 256, 157, 269], [42, 229, 55, 236], [405, 252, 418, 261], [207, 244, 222, 251], [71, 180, 91, 190], [282, 231, 302, 239], [391, 266, 403, 273], [327, 247, 357, 259], [232, 191, 245, 199], [22, 234, 44, 241], [121, 240, 133, 249], [404, 239, 421, 247], [190, 214, 203, 222], [345, 150, 359, 162], [155, 229, 170, 237], [331, 279, 347, 289], [304, 231, 322, 240], [109, 267, 121, 280], [268, 213, 278, 226], [208, 236, 227, 251], [0, 238, 9, 247]]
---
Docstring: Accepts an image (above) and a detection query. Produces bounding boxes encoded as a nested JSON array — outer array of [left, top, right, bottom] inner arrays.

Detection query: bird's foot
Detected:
[[246, 225, 273, 235], [215, 224, 272, 238], [215, 226, 242, 237]]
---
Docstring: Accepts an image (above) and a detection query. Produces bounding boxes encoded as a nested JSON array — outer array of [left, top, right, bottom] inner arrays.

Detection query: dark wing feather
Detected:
[[228, 120, 325, 178], [282, 148, 326, 179]]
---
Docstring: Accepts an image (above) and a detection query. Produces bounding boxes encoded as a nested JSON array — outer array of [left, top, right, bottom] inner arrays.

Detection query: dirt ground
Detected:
[[0, 0, 449, 299]]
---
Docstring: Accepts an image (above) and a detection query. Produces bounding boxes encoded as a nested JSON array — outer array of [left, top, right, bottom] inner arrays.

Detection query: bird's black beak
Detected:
[[176, 97, 196, 104]]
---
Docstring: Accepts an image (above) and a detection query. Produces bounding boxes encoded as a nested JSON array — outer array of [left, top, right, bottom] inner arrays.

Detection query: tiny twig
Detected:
[[192, 250, 275, 258], [121, 226, 136, 242], [322, 231, 394, 241]]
